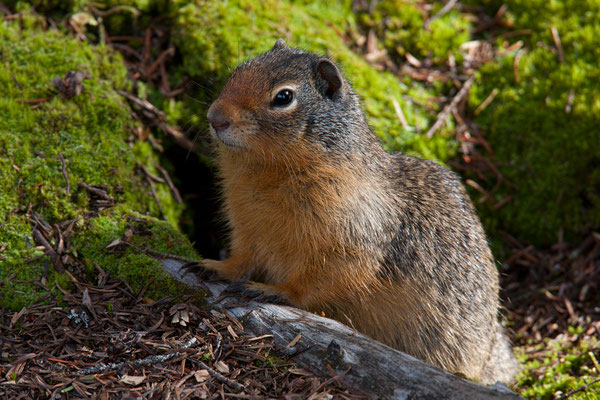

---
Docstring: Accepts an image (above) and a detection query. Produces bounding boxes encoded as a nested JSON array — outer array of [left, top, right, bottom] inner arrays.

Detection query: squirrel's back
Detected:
[[204, 39, 519, 385]]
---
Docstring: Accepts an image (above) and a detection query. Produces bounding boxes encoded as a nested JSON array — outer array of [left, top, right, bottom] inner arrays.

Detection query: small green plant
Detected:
[[515, 335, 600, 399]]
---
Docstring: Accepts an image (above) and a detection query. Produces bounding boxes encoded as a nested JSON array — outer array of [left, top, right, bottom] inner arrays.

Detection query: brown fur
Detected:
[[200, 40, 519, 384]]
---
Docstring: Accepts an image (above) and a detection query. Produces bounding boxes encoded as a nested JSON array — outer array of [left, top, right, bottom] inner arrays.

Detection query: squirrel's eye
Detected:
[[272, 89, 294, 107]]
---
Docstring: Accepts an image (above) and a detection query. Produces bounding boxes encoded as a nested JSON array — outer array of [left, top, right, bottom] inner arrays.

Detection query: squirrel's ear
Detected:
[[316, 59, 343, 99], [272, 39, 287, 50]]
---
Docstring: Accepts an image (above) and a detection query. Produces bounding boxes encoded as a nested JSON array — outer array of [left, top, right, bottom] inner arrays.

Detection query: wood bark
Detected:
[[160, 258, 523, 400]]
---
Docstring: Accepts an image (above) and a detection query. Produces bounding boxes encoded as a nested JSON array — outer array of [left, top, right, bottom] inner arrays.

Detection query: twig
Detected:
[[310, 366, 351, 394], [500, 29, 533, 40], [143, 27, 152, 66], [159, 123, 203, 155], [118, 90, 204, 155], [88, 5, 141, 18], [78, 337, 198, 375], [58, 153, 70, 196], [159, 59, 171, 94], [141, 247, 198, 264], [32, 229, 65, 273], [1, 14, 21, 21], [426, 75, 475, 138], [551, 27, 565, 63], [146, 47, 175, 76], [77, 182, 114, 202], [111, 43, 143, 62], [589, 351, 600, 373], [465, 179, 493, 204], [107, 35, 141, 42], [31, 229, 55, 257], [391, 97, 410, 130], [137, 162, 165, 183], [192, 359, 245, 392], [30, 211, 52, 232], [54, 223, 64, 255], [11, 70, 22, 91], [0, 242, 7, 254], [140, 166, 166, 220], [286, 334, 302, 349], [493, 194, 513, 210], [556, 377, 600, 400], [513, 48, 526, 83], [117, 89, 166, 120], [154, 163, 183, 204], [17, 97, 53, 104], [0, 4, 13, 15], [565, 89, 574, 114], [474, 88, 498, 116], [496, 40, 523, 56], [424, 0, 458, 28], [494, 4, 508, 20]]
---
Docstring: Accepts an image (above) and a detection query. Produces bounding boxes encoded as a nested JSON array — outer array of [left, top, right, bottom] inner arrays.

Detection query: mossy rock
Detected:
[[0, 12, 198, 310], [168, 0, 458, 162], [468, 0, 600, 246]]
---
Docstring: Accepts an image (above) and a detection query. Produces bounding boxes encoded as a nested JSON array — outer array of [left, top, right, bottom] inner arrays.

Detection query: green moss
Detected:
[[468, 0, 600, 246], [260, 353, 287, 369], [5, 0, 171, 42], [169, 0, 457, 161], [0, 13, 195, 310], [7, 0, 86, 15], [71, 212, 198, 300], [515, 335, 600, 399], [360, 0, 471, 65]]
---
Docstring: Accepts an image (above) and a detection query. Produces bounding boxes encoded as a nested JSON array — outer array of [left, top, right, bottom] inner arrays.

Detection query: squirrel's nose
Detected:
[[207, 106, 231, 133]]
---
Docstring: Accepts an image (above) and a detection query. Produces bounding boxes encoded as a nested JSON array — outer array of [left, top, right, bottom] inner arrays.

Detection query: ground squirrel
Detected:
[[199, 39, 519, 384]]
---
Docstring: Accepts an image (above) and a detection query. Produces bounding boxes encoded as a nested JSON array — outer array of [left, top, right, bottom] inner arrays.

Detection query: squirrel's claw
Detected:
[[180, 261, 220, 281], [222, 280, 289, 305]]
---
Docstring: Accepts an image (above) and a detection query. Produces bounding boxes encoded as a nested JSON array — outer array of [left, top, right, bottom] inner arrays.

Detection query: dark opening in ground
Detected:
[[165, 144, 227, 260]]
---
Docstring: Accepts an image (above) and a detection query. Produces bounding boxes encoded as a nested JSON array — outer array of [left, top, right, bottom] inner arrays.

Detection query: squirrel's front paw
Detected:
[[180, 260, 220, 281], [222, 281, 289, 305]]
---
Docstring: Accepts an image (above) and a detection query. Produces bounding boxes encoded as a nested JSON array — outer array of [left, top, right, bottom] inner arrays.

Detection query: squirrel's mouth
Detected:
[[210, 128, 244, 151], [217, 140, 243, 151]]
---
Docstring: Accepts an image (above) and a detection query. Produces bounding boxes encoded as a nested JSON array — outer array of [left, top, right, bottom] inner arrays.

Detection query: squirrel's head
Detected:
[[207, 39, 370, 163]]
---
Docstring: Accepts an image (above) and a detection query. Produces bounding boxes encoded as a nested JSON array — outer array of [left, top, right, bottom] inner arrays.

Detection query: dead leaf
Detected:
[[105, 238, 122, 249], [120, 375, 146, 385], [215, 361, 229, 374], [227, 324, 238, 340], [52, 71, 91, 99], [10, 307, 26, 328], [405, 52, 422, 67], [81, 288, 96, 319], [70, 12, 97, 29], [194, 369, 210, 383], [171, 309, 190, 326]]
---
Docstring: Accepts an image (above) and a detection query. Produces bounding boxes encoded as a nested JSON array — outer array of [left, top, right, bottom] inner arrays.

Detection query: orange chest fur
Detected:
[[217, 152, 394, 283], [223, 169, 340, 249]]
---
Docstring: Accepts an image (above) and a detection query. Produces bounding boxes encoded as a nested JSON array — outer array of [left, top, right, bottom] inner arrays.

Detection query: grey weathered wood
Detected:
[[160, 258, 523, 399]]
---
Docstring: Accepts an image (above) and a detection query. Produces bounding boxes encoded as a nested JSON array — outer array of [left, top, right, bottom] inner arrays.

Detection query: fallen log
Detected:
[[160, 258, 523, 400]]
